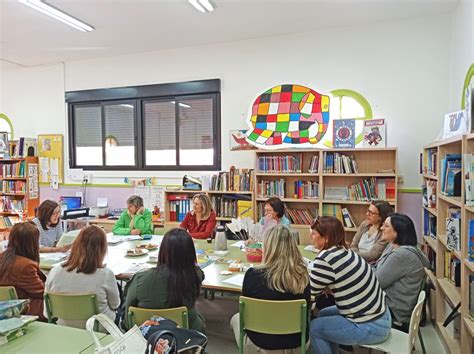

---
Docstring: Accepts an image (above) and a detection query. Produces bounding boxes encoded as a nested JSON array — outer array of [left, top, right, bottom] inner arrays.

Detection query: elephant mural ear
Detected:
[[299, 92, 315, 118]]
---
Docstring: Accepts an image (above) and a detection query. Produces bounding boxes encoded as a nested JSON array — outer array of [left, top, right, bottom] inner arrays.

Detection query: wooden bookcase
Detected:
[[421, 134, 474, 353], [0, 156, 40, 229], [254, 148, 398, 245]]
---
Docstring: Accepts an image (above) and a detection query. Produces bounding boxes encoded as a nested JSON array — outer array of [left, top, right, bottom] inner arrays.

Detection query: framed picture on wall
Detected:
[[0, 132, 9, 158]]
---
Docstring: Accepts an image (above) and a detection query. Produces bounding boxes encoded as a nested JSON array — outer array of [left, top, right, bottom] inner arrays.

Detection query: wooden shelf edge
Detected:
[[463, 316, 474, 337], [207, 190, 252, 194], [463, 258, 474, 272], [423, 235, 437, 250], [425, 268, 437, 284], [437, 278, 461, 305], [435, 321, 461, 353], [422, 174, 438, 180], [422, 206, 437, 215], [438, 194, 462, 207], [256, 197, 318, 203]]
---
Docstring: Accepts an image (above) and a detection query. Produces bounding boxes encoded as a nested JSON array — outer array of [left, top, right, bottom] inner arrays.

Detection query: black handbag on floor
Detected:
[[141, 317, 207, 354]]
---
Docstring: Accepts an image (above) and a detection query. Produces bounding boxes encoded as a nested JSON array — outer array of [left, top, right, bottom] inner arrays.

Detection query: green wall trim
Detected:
[[0, 113, 15, 139], [399, 188, 421, 193], [461, 63, 474, 109]]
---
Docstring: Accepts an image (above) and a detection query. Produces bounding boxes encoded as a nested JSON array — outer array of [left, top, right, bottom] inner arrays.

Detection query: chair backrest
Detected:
[[239, 296, 307, 354], [407, 290, 426, 352], [44, 292, 99, 323], [0, 286, 18, 301], [128, 306, 189, 329]]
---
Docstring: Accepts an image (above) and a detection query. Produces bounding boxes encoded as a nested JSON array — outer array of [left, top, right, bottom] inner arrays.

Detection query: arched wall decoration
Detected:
[[0, 113, 15, 140], [461, 63, 474, 109]]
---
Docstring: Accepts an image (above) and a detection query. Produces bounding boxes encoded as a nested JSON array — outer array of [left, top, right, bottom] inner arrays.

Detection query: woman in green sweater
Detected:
[[112, 195, 153, 236], [123, 228, 206, 333]]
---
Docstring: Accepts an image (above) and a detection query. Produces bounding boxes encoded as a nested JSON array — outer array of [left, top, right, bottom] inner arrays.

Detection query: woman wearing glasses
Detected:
[[33, 200, 70, 253], [349, 201, 392, 262], [180, 193, 216, 239], [308, 216, 391, 354]]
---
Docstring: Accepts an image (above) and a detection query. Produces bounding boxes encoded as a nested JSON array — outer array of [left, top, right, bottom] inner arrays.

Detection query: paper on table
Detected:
[[222, 273, 245, 287], [230, 241, 246, 248], [106, 232, 142, 244]]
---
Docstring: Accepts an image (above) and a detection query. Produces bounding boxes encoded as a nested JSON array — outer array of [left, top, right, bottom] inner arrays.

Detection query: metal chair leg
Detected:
[[418, 330, 426, 354]]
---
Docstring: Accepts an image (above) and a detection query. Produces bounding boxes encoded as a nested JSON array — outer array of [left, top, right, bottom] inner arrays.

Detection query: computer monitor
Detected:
[[60, 196, 82, 210]]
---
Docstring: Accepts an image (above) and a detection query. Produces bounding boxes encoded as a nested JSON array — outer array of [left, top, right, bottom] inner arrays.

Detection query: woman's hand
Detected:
[[323, 286, 333, 297], [137, 207, 145, 215], [58, 244, 72, 252], [131, 229, 141, 235]]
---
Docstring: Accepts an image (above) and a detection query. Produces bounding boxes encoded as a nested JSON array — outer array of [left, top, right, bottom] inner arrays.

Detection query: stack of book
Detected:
[[257, 155, 301, 173], [323, 152, 358, 174]]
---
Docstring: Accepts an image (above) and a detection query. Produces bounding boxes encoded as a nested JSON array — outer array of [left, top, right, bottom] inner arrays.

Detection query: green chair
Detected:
[[238, 296, 308, 354], [128, 306, 189, 329], [44, 292, 100, 326], [0, 286, 18, 301]]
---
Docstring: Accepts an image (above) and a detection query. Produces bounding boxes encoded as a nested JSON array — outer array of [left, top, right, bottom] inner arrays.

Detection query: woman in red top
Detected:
[[180, 193, 216, 239]]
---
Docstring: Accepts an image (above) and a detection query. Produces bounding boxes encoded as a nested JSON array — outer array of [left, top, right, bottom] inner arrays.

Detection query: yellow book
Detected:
[[237, 200, 253, 218]]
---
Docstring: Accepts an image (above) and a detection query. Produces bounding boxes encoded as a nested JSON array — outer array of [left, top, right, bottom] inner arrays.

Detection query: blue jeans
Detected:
[[310, 306, 391, 354]]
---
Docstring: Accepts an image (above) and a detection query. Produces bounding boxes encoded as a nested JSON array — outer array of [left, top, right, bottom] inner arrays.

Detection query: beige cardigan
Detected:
[[350, 220, 388, 262]]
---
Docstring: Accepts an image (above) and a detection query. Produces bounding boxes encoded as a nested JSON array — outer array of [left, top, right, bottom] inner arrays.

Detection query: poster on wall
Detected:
[[363, 119, 386, 148], [37, 134, 63, 184], [28, 163, 39, 199], [442, 111, 468, 139], [333, 119, 355, 148]]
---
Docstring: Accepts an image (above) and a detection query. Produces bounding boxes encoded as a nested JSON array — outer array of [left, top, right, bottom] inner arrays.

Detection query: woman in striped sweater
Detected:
[[308, 216, 391, 354]]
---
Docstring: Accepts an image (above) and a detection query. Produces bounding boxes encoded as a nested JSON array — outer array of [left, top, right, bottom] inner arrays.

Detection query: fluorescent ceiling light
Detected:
[[18, 0, 94, 32], [188, 0, 214, 13]]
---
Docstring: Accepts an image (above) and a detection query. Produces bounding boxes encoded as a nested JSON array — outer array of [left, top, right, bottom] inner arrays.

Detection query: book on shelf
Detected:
[[324, 186, 349, 200], [426, 180, 437, 208], [333, 119, 356, 148], [322, 204, 344, 224], [425, 246, 436, 272], [323, 152, 358, 174], [167, 195, 192, 222], [237, 200, 253, 218], [440, 154, 461, 196], [0, 216, 20, 228], [446, 207, 461, 252], [469, 219, 474, 261], [0, 198, 24, 214], [257, 179, 285, 198], [257, 155, 301, 173], [308, 155, 319, 173], [464, 154, 474, 206], [363, 119, 386, 148], [470, 275, 474, 319], [423, 210, 437, 239], [285, 207, 317, 225], [444, 252, 461, 286], [341, 208, 356, 228], [209, 168, 253, 192], [211, 194, 252, 219], [348, 177, 395, 201], [293, 181, 319, 199], [1, 161, 25, 178], [1, 181, 26, 194], [422, 148, 438, 176]]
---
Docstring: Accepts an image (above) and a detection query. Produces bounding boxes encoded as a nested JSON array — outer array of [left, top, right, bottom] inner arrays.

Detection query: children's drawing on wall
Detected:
[[363, 119, 386, 147], [246, 84, 330, 147], [41, 138, 51, 152], [229, 129, 256, 151]]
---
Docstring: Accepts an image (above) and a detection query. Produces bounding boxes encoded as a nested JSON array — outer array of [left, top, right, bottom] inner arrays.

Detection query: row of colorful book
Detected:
[[420, 148, 437, 176], [285, 207, 316, 225], [209, 168, 253, 192], [440, 153, 461, 196], [257, 180, 285, 199], [1, 181, 26, 194], [422, 210, 437, 238], [167, 196, 192, 222], [324, 178, 396, 201], [0, 215, 20, 228], [308, 155, 319, 173], [257, 155, 301, 173], [322, 152, 359, 174], [293, 181, 319, 199], [322, 204, 356, 229], [0, 161, 25, 178], [0, 198, 24, 214]]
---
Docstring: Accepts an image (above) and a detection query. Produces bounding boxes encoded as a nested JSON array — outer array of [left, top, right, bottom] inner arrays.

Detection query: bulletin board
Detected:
[[37, 134, 63, 186]]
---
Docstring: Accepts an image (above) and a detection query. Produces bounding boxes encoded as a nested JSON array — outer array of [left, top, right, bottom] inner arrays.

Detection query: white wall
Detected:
[[1, 14, 454, 188], [448, 0, 474, 111]]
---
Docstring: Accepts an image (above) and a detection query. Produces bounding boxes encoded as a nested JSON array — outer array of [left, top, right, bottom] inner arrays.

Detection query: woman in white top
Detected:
[[45, 225, 120, 329], [349, 201, 392, 263]]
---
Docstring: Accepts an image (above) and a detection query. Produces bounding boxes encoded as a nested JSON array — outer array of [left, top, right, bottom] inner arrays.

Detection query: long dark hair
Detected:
[[388, 213, 418, 246], [0, 222, 40, 279], [37, 200, 60, 230], [158, 228, 202, 307], [311, 216, 346, 250], [63, 225, 107, 274]]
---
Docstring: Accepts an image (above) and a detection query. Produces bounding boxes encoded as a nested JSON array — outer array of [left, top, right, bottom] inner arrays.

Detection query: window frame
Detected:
[[67, 79, 221, 171]]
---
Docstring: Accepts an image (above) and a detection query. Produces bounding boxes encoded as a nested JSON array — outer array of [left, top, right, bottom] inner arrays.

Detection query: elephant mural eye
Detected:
[[247, 84, 329, 146]]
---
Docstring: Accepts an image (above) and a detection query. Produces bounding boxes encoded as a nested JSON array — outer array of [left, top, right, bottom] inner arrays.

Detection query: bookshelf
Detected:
[[421, 134, 474, 353], [254, 148, 398, 245], [0, 157, 39, 229]]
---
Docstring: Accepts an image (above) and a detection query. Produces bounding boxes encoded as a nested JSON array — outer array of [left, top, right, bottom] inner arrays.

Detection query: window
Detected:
[[67, 79, 221, 170]]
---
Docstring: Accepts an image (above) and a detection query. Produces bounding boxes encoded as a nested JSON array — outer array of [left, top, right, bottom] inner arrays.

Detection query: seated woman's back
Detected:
[[240, 225, 310, 351], [124, 228, 205, 333], [45, 226, 120, 329]]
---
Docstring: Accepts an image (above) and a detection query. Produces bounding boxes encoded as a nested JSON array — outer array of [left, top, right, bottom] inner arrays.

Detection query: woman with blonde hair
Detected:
[[180, 193, 216, 239], [45, 225, 120, 328], [230, 225, 310, 352]]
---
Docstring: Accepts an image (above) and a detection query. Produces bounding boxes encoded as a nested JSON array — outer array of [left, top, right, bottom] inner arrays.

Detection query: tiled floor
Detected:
[[197, 295, 447, 354]]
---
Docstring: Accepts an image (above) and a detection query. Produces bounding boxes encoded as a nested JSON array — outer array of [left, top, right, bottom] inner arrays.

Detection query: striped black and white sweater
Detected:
[[309, 246, 386, 323]]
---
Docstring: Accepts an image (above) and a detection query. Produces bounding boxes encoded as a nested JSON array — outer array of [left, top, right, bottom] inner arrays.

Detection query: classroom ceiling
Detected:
[[0, 0, 460, 67]]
